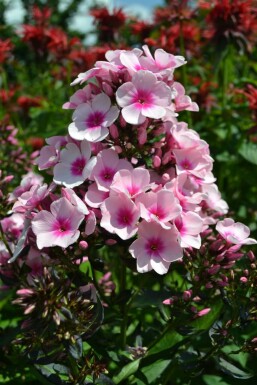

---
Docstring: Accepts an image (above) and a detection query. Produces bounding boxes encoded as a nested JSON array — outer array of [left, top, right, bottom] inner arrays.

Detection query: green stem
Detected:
[[120, 262, 127, 349]]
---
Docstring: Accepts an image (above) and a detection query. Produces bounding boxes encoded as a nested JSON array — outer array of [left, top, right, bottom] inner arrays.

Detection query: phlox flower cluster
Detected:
[[10, 45, 256, 276]]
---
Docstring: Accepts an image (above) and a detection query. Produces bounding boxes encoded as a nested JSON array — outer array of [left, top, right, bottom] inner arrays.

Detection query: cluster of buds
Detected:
[[13, 267, 103, 354]]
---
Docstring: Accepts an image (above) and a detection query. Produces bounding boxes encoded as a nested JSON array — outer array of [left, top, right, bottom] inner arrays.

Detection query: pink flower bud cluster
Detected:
[[10, 46, 256, 276]]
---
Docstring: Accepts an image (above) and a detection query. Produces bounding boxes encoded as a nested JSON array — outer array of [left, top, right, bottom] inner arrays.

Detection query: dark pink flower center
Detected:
[[100, 167, 115, 182], [149, 206, 166, 220], [86, 111, 104, 129], [145, 237, 164, 255], [53, 217, 71, 235], [71, 157, 86, 176], [117, 208, 134, 226], [180, 159, 192, 170], [133, 89, 154, 106]]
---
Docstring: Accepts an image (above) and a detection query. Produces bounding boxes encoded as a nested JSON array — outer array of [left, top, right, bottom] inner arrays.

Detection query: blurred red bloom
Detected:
[[90, 7, 126, 42], [205, 0, 257, 49], [32, 5, 51, 27], [242, 85, 257, 112], [0, 39, 13, 64], [130, 20, 153, 40], [27, 137, 45, 150], [17, 95, 43, 111]]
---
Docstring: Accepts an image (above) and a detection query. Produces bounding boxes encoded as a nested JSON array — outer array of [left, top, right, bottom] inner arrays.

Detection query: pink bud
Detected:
[[79, 241, 88, 250], [153, 155, 161, 168], [102, 82, 113, 96], [163, 298, 173, 305], [109, 124, 119, 139], [240, 277, 248, 283], [105, 239, 117, 245], [196, 308, 211, 317], [16, 288, 34, 297], [183, 290, 192, 301]]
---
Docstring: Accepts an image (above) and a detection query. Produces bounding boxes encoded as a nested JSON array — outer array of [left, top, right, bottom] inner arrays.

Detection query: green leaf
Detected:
[[141, 359, 171, 384], [215, 357, 253, 379], [202, 374, 231, 385], [239, 142, 257, 165], [113, 359, 141, 384], [147, 328, 184, 356]]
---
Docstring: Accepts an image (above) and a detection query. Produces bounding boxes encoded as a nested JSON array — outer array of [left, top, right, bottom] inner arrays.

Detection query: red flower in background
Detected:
[[205, 0, 257, 49], [90, 7, 126, 42], [32, 5, 51, 27], [17, 95, 43, 111], [0, 39, 13, 64]]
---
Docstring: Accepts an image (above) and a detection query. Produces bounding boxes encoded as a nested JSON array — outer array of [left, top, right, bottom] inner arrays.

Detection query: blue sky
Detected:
[[4, 0, 164, 44]]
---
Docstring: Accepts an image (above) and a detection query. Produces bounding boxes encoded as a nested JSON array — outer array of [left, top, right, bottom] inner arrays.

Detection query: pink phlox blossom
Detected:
[[12, 183, 50, 213], [116, 70, 171, 125], [105, 47, 142, 68], [110, 168, 151, 199], [36, 135, 67, 170], [168, 123, 205, 150], [61, 187, 89, 215], [100, 192, 140, 240], [173, 82, 199, 112], [174, 211, 203, 249], [202, 184, 229, 214], [1, 213, 24, 240], [216, 218, 257, 245], [68, 93, 119, 142], [165, 174, 205, 211], [85, 182, 109, 208], [31, 197, 85, 249], [141, 45, 186, 77], [129, 221, 183, 274], [53, 140, 96, 188], [63, 84, 98, 109], [70, 62, 119, 86], [173, 147, 213, 179], [90, 148, 133, 191], [119, 51, 146, 75], [8, 172, 43, 202], [136, 189, 181, 229]]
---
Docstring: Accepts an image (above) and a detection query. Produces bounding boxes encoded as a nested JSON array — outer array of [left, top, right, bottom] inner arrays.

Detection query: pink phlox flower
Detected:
[[63, 84, 98, 109], [31, 197, 85, 249], [1, 213, 24, 240], [110, 168, 151, 199], [61, 187, 89, 215], [169, 123, 205, 150], [90, 148, 133, 191], [173, 82, 199, 112], [36, 136, 67, 170], [70, 62, 119, 86], [12, 183, 50, 213], [216, 218, 257, 245], [53, 140, 96, 188], [174, 212, 203, 249], [116, 70, 171, 125], [68, 93, 119, 142], [129, 221, 183, 275], [202, 184, 229, 214], [165, 174, 205, 211], [106, 47, 142, 68], [100, 192, 140, 240], [173, 148, 213, 179], [141, 45, 186, 78], [119, 51, 145, 75], [8, 172, 44, 202], [136, 189, 181, 229], [85, 182, 109, 208]]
